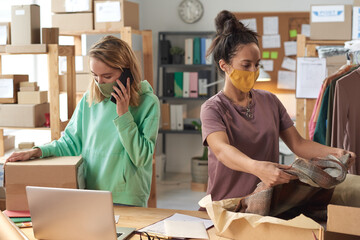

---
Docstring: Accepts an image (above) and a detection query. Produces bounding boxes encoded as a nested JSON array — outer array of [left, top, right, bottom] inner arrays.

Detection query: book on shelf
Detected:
[[193, 37, 201, 64], [163, 72, 175, 97], [170, 104, 187, 130], [198, 70, 211, 96], [160, 103, 170, 130], [189, 72, 198, 98], [174, 72, 183, 97], [185, 38, 193, 65], [183, 72, 190, 98], [205, 38, 213, 64]]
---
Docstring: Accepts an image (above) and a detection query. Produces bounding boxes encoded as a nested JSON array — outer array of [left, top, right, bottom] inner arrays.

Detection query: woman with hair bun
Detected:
[[200, 10, 355, 202], [5, 36, 160, 207]]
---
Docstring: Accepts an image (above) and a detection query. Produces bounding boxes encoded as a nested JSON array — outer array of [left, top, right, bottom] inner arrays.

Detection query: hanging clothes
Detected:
[[331, 67, 360, 175]]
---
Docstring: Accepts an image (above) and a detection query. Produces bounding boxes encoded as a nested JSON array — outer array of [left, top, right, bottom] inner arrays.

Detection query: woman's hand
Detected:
[[255, 161, 297, 187], [111, 77, 131, 117], [5, 148, 42, 164]]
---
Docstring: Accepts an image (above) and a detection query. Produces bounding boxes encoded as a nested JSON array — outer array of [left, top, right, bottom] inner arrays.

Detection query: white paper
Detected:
[[281, 57, 297, 71], [278, 70, 296, 89], [240, 18, 257, 33], [296, 57, 326, 98], [0, 26, 7, 45], [353, 7, 360, 39], [284, 41, 297, 56], [0, 79, 13, 98], [301, 24, 311, 37], [311, 5, 345, 23], [263, 16, 279, 35], [65, 0, 90, 12], [260, 60, 274, 71], [95, 2, 121, 23], [262, 35, 281, 49], [138, 213, 213, 236], [164, 220, 208, 239]]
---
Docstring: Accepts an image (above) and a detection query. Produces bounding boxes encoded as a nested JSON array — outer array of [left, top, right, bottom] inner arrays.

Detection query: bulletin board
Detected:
[[233, 12, 309, 94]]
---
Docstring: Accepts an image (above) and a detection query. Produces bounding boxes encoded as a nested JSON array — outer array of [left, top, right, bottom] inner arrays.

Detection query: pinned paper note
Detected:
[[278, 70, 296, 89], [260, 60, 274, 71], [301, 24, 310, 37], [262, 35, 281, 49], [289, 29, 297, 38], [240, 18, 257, 33], [262, 51, 270, 59], [270, 51, 278, 59], [263, 16, 279, 35], [284, 41, 297, 56], [0, 79, 14, 98], [281, 57, 296, 71]]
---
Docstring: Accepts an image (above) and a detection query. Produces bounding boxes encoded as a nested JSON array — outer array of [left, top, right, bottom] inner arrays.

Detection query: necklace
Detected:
[[222, 91, 253, 119]]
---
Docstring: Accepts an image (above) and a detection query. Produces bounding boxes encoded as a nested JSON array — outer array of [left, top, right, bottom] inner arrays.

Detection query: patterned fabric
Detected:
[[235, 154, 351, 220]]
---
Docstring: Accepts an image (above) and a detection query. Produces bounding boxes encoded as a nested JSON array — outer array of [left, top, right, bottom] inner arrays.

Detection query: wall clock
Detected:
[[178, 0, 204, 24]]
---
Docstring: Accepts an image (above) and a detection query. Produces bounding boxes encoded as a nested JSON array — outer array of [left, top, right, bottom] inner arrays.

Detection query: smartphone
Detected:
[[110, 68, 134, 104]]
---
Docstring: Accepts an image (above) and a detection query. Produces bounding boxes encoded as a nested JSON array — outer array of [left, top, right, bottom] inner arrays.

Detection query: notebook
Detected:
[[26, 186, 135, 240]]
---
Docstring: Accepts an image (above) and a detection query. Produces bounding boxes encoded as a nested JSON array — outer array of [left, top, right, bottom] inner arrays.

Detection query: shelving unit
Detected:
[[0, 44, 76, 156], [296, 34, 346, 139]]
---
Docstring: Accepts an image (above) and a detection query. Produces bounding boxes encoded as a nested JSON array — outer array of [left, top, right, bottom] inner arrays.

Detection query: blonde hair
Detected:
[[87, 35, 142, 107]]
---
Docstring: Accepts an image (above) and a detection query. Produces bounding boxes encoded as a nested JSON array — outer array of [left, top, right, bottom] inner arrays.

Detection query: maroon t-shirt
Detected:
[[200, 89, 294, 201]]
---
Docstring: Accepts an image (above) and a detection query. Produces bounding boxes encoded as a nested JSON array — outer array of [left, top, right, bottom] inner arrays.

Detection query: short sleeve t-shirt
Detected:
[[200, 89, 294, 201]]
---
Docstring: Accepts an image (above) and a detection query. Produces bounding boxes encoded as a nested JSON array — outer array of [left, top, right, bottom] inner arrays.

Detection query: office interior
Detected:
[[0, 0, 360, 239]]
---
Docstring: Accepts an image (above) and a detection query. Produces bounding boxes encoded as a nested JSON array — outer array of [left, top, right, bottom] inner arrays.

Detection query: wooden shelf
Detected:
[[59, 28, 142, 36]]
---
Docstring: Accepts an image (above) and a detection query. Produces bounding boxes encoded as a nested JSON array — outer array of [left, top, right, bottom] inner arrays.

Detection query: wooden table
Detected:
[[20, 206, 226, 240]]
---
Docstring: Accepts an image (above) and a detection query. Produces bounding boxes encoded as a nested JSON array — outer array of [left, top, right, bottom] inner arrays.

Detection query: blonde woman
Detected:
[[6, 36, 160, 207]]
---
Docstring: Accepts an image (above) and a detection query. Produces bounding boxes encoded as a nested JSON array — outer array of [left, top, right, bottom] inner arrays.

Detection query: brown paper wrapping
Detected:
[[199, 195, 324, 240], [0, 211, 29, 240]]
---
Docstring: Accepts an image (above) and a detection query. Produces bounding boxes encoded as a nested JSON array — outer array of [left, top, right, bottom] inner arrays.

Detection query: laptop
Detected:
[[26, 186, 135, 240]]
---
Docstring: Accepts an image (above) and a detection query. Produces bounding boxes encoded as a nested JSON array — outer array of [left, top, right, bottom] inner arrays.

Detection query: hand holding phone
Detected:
[[110, 68, 134, 104]]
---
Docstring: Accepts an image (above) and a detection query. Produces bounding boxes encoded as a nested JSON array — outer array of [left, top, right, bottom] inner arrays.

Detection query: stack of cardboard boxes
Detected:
[[51, 0, 139, 32]]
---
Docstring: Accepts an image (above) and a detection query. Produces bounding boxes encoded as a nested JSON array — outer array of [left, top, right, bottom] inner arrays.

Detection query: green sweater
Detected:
[[39, 80, 160, 207]]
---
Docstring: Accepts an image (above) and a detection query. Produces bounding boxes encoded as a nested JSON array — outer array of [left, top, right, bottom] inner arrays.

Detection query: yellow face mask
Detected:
[[229, 68, 259, 93]]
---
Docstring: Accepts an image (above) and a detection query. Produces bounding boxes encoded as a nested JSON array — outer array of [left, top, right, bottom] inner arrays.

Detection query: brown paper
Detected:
[[0, 211, 29, 240], [199, 195, 323, 240]]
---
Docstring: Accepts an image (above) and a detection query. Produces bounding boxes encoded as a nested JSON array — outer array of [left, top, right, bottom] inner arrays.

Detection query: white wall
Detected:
[[144, 0, 354, 173]]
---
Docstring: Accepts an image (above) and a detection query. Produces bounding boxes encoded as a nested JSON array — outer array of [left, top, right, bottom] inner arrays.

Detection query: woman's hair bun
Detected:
[[215, 10, 246, 36]]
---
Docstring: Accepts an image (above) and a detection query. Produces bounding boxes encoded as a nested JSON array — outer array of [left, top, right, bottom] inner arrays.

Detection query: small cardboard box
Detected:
[[0, 103, 49, 127], [41, 27, 59, 44], [11, 4, 40, 45], [94, 0, 139, 31], [51, 0, 93, 13], [76, 73, 91, 92], [3, 156, 85, 211], [310, 5, 352, 40], [17, 91, 48, 104], [18, 142, 35, 149], [20, 86, 39, 91], [0, 75, 28, 103], [327, 204, 360, 237], [52, 13, 93, 32], [0, 22, 11, 45], [3, 135, 15, 152]]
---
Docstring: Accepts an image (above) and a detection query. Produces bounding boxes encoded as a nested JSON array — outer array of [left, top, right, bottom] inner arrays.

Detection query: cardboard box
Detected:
[[326, 55, 347, 76], [20, 86, 39, 91], [0, 22, 11, 45], [310, 5, 352, 40], [5, 44, 47, 54], [0, 75, 28, 103], [41, 27, 59, 44], [0, 103, 49, 127], [94, 0, 139, 31], [18, 142, 35, 149], [11, 4, 40, 45], [52, 13, 93, 32], [76, 73, 91, 92], [51, 0, 93, 13], [3, 156, 85, 211], [17, 91, 48, 104], [0, 45, 5, 53], [3, 135, 15, 152], [327, 204, 360, 237], [20, 82, 37, 87]]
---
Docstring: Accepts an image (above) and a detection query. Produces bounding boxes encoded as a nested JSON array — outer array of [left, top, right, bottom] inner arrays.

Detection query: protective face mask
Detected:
[[94, 80, 117, 98], [229, 68, 259, 93]]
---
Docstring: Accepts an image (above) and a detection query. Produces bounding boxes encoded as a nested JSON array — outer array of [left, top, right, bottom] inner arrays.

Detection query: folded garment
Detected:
[[235, 154, 351, 221]]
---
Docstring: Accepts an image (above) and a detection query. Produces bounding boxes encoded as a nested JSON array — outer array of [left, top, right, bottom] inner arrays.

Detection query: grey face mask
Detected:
[[94, 80, 117, 98]]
